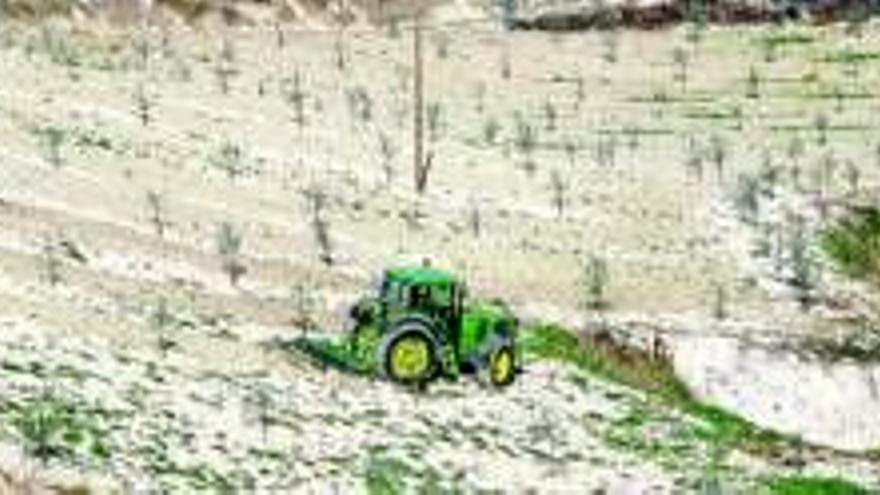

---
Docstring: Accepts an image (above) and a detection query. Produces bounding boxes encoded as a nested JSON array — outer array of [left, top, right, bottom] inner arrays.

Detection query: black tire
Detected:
[[377, 322, 439, 386]]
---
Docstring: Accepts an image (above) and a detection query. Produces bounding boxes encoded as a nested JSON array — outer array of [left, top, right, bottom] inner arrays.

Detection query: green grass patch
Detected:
[[521, 324, 790, 457], [769, 124, 871, 134], [820, 50, 880, 65], [682, 106, 742, 121], [820, 206, 880, 286], [759, 32, 816, 49], [521, 324, 691, 402], [685, 402, 787, 455], [365, 452, 415, 495], [3, 394, 112, 466], [363, 449, 460, 495], [801, 90, 875, 101], [767, 475, 868, 495], [625, 92, 717, 104], [596, 127, 676, 137]]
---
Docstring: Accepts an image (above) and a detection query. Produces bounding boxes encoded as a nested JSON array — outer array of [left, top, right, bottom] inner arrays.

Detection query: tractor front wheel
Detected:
[[378, 325, 438, 386], [487, 344, 516, 388]]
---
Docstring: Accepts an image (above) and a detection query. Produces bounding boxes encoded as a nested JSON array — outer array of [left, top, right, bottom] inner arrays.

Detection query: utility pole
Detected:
[[413, 7, 426, 194]]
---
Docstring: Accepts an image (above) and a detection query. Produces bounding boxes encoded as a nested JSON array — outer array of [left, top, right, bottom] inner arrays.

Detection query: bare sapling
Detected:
[[303, 184, 334, 265], [216, 222, 246, 287], [146, 190, 167, 239], [581, 255, 610, 311]]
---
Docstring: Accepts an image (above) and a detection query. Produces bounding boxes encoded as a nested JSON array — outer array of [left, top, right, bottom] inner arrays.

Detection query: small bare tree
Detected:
[[684, 140, 704, 181], [212, 141, 244, 180], [513, 112, 537, 162], [746, 66, 761, 99], [543, 100, 557, 133], [36, 126, 65, 169], [415, 151, 435, 194], [40, 234, 61, 286], [283, 70, 307, 129], [814, 112, 830, 147], [672, 46, 689, 91], [559, 141, 575, 170], [146, 190, 167, 239], [244, 385, 275, 446], [581, 255, 610, 311], [549, 169, 567, 218], [378, 132, 396, 186], [432, 32, 450, 60], [134, 84, 152, 126], [334, 34, 347, 72], [468, 199, 481, 238], [600, 29, 619, 65], [787, 135, 805, 164], [150, 296, 176, 357], [303, 185, 334, 265], [214, 38, 237, 95], [845, 160, 860, 196], [274, 22, 285, 50], [733, 174, 760, 224], [290, 282, 319, 335], [712, 282, 728, 320], [788, 216, 816, 310], [500, 44, 511, 80], [595, 135, 617, 168], [875, 141, 880, 169], [216, 222, 246, 287], [574, 77, 585, 110], [483, 118, 501, 146], [708, 134, 728, 182], [132, 34, 150, 71], [346, 86, 373, 127], [426, 102, 443, 142]]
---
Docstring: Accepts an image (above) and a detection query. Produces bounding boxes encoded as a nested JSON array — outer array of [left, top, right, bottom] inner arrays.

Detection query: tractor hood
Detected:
[[466, 299, 519, 327]]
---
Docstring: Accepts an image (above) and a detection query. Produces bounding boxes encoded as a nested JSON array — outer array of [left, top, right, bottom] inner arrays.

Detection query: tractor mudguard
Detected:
[[378, 317, 447, 380]]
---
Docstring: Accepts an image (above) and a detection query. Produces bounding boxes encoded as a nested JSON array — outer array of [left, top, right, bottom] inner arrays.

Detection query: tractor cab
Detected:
[[378, 267, 463, 327]]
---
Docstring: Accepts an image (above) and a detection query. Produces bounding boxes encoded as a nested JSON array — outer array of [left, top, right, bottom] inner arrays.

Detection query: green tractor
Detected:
[[349, 266, 520, 387]]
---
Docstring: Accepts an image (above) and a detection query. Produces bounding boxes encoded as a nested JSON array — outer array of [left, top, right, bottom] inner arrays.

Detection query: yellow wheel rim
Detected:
[[390, 337, 430, 380], [490, 348, 513, 385]]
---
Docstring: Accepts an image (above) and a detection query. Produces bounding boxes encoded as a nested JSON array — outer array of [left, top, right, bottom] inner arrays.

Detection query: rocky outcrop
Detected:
[[506, 0, 879, 30]]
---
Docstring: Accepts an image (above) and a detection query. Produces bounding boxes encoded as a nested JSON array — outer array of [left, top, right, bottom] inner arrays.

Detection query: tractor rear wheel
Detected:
[[487, 344, 516, 387], [378, 324, 438, 386]]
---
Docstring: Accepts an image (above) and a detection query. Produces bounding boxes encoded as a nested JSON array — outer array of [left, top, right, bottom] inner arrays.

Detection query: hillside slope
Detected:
[[0, 13, 879, 494]]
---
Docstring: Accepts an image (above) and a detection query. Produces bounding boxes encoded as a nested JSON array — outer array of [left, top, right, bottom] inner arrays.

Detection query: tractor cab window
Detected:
[[401, 283, 452, 315], [408, 284, 431, 309], [429, 283, 453, 308], [380, 278, 402, 305]]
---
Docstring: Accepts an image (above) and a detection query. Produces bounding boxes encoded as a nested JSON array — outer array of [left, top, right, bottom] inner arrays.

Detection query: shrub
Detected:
[[821, 206, 880, 286], [8, 394, 111, 466]]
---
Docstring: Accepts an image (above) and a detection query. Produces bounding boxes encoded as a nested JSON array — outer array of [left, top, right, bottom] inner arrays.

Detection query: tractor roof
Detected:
[[384, 267, 456, 286]]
